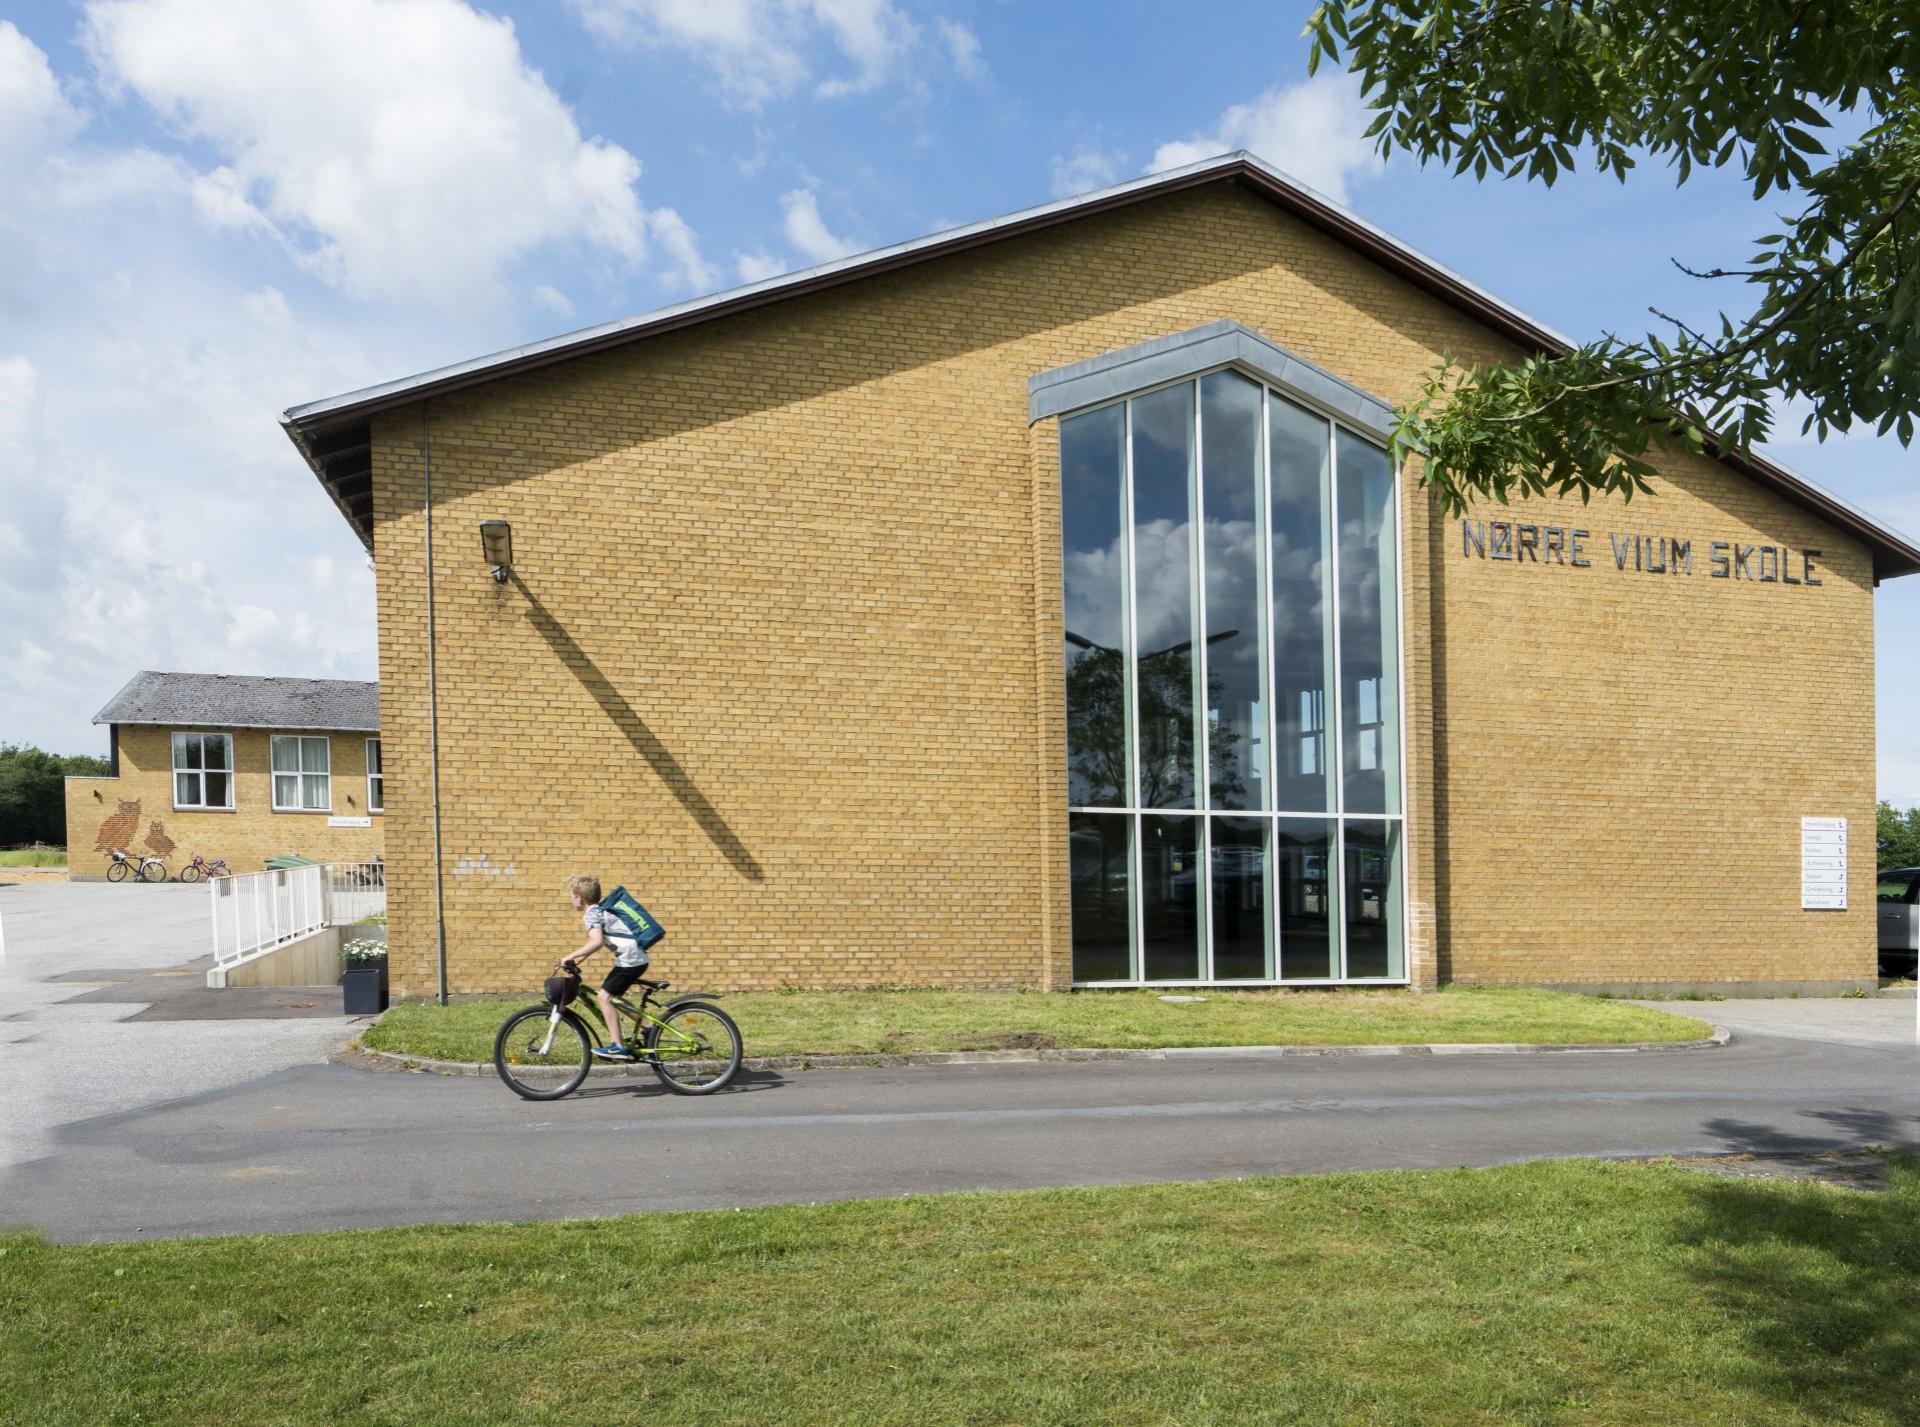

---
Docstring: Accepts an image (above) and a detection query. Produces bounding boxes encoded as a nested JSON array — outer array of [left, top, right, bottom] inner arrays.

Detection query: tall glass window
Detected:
[[1131, 383, 1200, 811], [1269, 399, 1335, 814], [1200, 372, 1266, 812], [1061, 406, 1129, 808], [1335, 431, 1400, 815], [1061, 374, 1405, 984]]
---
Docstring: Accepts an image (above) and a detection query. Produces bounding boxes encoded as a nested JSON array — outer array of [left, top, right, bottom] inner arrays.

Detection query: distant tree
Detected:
[[1877, 800, 1920, 869], [1306, 2, 1920, 512], [0, 744, 111, 847]]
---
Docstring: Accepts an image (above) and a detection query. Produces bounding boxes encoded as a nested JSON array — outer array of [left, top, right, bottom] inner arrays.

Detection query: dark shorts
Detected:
[[601, 962, 650, 997]]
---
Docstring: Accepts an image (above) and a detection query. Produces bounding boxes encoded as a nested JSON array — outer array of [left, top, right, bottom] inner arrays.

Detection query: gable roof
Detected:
[[282, 151, 1920, 582], [95, 671, 380, 732]]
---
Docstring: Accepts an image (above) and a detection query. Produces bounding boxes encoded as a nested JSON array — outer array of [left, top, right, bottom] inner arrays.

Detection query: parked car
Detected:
[[1877, 867, 1919, 976]]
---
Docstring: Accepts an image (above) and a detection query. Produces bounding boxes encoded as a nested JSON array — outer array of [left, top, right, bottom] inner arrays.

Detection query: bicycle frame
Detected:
[[534, 989, 705, 1060]]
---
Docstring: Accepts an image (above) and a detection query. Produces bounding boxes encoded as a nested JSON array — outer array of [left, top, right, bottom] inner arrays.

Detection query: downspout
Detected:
[[423, 403, 450, 1005]]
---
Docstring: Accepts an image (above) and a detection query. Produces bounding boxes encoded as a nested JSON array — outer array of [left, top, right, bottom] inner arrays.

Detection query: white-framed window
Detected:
[[171, 732, 234, 810], [1061, 373, 1406, 987], [366, 738, 383, 813], [271, 735, 332, 811]]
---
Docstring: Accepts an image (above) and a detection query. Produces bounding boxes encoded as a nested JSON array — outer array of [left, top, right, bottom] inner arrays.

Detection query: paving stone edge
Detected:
[[344, 1024, 1732, 1077]]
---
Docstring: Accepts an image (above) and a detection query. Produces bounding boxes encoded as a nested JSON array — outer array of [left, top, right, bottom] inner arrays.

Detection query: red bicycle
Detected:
[[177, 854, 231, 883]]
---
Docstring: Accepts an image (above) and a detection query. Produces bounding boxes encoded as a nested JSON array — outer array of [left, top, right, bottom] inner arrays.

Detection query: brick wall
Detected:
[[64, 724, 384, 880], [361, 182, 1876, 995]]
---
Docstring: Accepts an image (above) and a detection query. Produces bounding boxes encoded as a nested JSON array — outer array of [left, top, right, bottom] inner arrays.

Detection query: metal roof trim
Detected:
[[1028, 318, 1400, 437]]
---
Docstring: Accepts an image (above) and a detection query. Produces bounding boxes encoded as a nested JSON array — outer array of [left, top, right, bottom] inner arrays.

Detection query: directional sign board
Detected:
[[1801, 816, 1847, 910]]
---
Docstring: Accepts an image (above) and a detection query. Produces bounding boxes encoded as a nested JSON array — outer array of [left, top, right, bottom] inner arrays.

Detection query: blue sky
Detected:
[[2, 0, 1915, 800]]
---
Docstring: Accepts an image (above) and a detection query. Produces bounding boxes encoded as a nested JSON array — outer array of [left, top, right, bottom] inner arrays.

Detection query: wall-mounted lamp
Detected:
[[479, 520, 513, 583]]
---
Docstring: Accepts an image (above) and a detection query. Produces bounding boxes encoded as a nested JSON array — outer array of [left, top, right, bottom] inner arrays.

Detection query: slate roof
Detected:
[[94, 671, 380, 732]]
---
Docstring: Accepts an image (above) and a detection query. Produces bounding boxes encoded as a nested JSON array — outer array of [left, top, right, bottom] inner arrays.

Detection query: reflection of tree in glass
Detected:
[[1065, 629, 1244, 808], [1064, 640, 1127, 806]]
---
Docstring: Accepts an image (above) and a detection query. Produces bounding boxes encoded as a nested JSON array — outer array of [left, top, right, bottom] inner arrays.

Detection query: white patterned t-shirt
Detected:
[[584, 905, 648, 967]]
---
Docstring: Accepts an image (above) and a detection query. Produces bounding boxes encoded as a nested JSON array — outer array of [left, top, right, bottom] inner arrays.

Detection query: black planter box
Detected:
[[342, 959, 389, 1015]]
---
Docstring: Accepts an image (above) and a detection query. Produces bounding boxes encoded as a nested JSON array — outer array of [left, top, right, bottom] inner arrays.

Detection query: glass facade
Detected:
[[1060, 372, 1406, 984]]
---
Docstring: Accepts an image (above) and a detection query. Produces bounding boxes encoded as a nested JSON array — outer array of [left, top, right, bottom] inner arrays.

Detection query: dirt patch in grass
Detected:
[[1640, 1150, 1897, 1192]]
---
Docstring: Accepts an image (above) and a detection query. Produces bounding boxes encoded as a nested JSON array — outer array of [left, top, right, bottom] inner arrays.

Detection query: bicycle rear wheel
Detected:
[[644, 1001, 742, 1095], [140, 860, 167, 883], [494, 1006, 593, 1100]]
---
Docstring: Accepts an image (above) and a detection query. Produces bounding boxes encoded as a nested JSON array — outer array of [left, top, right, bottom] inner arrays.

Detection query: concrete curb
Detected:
[[348, 1023, 1731, 1078]]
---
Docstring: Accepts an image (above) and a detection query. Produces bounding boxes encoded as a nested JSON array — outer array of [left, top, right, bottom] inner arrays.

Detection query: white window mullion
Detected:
[[1324, 418, 1349, 980], [1121, 397, 1143, 983], [1191, 380, 1212, 982]]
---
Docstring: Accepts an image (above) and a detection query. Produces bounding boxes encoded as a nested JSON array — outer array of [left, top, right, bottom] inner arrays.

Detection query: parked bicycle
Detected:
[[105, 847, 168, 883], [177, 854, 231, 883], [494, 967, 743, 1101]]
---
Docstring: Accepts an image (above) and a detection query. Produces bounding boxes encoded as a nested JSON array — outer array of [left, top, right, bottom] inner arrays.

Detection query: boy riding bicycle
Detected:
[[561, 874, 650, 1059]]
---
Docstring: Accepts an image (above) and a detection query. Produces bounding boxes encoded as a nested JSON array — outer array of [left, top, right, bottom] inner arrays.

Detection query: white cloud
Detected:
[[1050, 146, 1122, 199], [573, 0, 970, 106], [781, 189, 860, 263], [735, 250, 790, 283], [532, 283, 576, 317], [0, 356, 43, 452], [82, 0, 706, 311], [0, 21, 82, 161], [935, 18, 983, 81], [648, 206, 719, 292], [809, 0, 919, 97], [1149, 72, 1385, 205]]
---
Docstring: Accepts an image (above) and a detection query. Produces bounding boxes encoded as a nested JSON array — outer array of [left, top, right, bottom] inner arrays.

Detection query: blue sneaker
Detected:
[[591, 1042, 632, 1060]]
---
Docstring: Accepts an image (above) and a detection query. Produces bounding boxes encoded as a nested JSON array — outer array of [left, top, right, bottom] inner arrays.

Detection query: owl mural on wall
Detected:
[[144, 821, 176, 859], [95, 798, 141, 854]]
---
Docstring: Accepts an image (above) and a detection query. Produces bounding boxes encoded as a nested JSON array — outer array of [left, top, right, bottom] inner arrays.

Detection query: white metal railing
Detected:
[[210, 864, 327, 970], [325, 860, 387, 926], [207, 861, 387, 970]]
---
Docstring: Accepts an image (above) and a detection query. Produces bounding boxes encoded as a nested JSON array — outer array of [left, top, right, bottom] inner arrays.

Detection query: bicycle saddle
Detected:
[[636, 978, 669, 991]]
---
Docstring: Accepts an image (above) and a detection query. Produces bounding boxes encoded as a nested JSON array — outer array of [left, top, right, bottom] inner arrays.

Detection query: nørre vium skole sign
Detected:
[[1460, 520, 1822, 585]]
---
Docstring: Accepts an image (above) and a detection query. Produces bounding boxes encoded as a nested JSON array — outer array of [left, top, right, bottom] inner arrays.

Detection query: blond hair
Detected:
[[567, 874, 602, 903]]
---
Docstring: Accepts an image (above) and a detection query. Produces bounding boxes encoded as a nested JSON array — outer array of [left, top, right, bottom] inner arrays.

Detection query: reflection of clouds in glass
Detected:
[[1062, 535, 1126, 651], [1131, 385, 1190, 458], [1129, 518, 1194, 655], [1269, 526, 1327, 631], [1203, 517, 1261, 678]]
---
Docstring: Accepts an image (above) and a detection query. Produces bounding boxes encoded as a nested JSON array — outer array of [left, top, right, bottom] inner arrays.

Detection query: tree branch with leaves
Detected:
[[1305, 1, 1920, 513]]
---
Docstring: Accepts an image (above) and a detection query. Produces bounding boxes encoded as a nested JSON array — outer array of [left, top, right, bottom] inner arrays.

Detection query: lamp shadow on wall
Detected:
[[510, 573, 766, 882]]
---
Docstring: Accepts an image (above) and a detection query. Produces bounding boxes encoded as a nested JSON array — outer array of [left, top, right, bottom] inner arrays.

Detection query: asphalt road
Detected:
[[6, 1015, 1916, 1243]]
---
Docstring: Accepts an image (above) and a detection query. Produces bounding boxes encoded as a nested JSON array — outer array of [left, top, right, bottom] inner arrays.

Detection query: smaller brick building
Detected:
[[65, 671, 384, 880]]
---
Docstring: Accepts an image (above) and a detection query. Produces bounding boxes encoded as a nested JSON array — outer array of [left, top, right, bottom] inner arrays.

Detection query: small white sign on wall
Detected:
[[328, 816, 373, 829], [1801, 816, 1847, 910]]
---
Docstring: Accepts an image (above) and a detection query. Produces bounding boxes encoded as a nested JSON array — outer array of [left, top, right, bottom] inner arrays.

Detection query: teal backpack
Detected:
[[599, 886, 665, 952]]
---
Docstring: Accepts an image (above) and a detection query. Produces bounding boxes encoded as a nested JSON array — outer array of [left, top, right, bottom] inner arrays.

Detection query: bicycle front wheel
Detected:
[[107, 861, 129, 883], [494, 1006, 593, 1101], [644, 1001, 742, 1095], [178, 864, 202, 884], [140, 861, 167, 884]]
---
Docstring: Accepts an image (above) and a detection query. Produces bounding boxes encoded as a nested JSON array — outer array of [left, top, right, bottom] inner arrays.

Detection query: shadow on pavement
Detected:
[[1700, 1106, 1920, 1157], [569, 1068, 787, 1101]]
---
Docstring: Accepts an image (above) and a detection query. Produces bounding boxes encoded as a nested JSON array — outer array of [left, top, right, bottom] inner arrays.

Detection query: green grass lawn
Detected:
[[0, 847, 65, 866], [362, 985, 1711, 1063], [4, 1159, 1915, 1426]]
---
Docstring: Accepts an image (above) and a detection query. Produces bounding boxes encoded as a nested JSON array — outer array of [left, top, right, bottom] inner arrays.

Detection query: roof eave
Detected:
[[282, 149, 1920, 581]]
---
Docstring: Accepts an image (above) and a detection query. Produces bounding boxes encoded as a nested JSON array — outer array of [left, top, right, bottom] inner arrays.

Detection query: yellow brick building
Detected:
[[66, 672, 384, 880], [282, 153, 1918, 999]]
